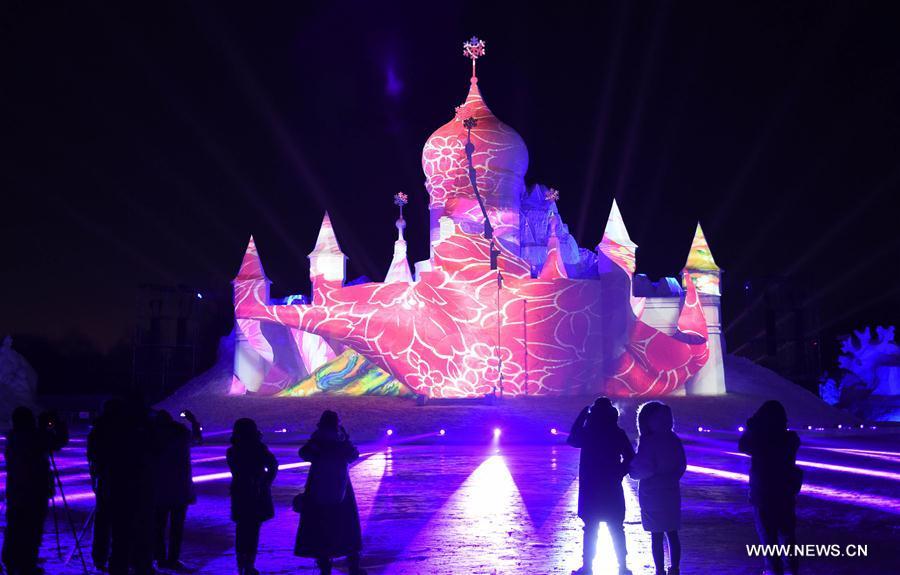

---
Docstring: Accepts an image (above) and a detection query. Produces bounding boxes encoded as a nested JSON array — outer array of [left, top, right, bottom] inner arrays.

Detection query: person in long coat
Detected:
[[2, 406, 68, 575], [227, 418, 278, 575], [87, 398, 126, 571], [739, 400, 802, 575], [295, 410, 365, 575], [567, 397, 635, 575], [103, 399, 158, 575], [629, 402, 686, 575], [153, 410, 196, 570]]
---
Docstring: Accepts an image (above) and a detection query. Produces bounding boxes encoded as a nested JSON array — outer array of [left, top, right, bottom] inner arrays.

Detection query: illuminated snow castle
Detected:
[[231, 38, 726, 399]]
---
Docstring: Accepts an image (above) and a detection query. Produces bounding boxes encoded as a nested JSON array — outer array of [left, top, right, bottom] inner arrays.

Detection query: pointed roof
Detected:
[[599, 199, 637, 249], [308, 212, 345, 258], [684, 223, 719, 271], [234, 235, 268, 281], [539, 236, 569, 280]]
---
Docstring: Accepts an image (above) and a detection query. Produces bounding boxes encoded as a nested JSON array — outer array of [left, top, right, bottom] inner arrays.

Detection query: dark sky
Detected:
[[2, 2, 899, 363]]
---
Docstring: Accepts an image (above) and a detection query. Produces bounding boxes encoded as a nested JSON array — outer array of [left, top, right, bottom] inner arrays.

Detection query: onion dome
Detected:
[[421, 38, 528, 249]]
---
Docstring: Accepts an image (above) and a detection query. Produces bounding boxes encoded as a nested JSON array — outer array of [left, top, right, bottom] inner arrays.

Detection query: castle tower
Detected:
[[421, 38, 528, 256], [682, 223, 726, 395], [232, 236, 273, 394], [385, 195, 414, 283], [308, 213, 347, 300]]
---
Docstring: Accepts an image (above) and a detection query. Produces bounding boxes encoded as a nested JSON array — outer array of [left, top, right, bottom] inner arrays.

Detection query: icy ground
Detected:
[[1, 427, 897, 575]]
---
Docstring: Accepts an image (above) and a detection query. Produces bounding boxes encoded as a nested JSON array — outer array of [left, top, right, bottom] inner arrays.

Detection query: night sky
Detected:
[[3, 2, 899, 370]]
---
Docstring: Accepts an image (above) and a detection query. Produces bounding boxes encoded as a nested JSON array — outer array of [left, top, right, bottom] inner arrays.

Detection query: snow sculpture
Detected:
[[228, 39, 728, 398]]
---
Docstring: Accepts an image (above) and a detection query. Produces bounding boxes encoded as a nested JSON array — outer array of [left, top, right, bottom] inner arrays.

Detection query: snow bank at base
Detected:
[[159, 350, 859, 443], [0, 336, 38, 422]]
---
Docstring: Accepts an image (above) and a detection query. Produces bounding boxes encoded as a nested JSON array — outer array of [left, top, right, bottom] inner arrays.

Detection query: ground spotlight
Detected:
[[439, 429, 446, 436], [550, 427, 558, 435], [493, 427, 502, 438], [738, 426, 744, 433], [386, 429, 394, 436], [838, 424, 843, 429], [697, 426, 704, 432]]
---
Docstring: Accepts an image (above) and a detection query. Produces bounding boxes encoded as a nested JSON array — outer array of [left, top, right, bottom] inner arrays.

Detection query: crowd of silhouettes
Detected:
[[568, 398, 801, 575], [2, 398, 802, 575]]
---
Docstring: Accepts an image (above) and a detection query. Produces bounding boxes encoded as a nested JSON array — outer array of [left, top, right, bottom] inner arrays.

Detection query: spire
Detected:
[[684, 223, 719, 271], [597, 200, 637, 275], [308, 212, 344, 258], [539, 218, 569, 280], [601, 199, 637, 249], [682, 222, 721, 296], [308, 212, 347, 283], [234, 235, 268, 281], [385, 194, 413, 283]]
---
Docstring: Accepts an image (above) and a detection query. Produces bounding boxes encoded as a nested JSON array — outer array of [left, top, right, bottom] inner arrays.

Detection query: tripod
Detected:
[[48, 452, 90, 575]]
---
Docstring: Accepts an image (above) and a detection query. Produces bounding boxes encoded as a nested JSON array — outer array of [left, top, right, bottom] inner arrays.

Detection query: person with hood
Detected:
[[2, 406, 69, 575], [629, 402, 686, 575], [739, 400, 802, 575], [226, 418, 278, 575], [567, 397, 635, 575], [152, 410, 196, 571], [295, 410, 365, 575]]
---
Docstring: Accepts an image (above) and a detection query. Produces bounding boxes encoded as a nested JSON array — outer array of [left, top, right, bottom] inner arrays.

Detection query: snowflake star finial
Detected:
[[463, 116, 478, 131], [393, 192, 408, 208], [463, 36, 486, 78], [545, 187, 560, 202]]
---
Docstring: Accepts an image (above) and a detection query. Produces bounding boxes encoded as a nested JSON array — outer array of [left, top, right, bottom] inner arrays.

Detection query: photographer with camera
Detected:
[[2, 406, 69, 575]]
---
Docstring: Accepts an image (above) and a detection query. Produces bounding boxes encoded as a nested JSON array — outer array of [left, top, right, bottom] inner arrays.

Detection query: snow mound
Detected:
[[0, 336, 38, 421]]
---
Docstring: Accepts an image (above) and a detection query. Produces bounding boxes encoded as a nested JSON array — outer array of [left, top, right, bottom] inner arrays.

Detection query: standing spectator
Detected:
[[629, 402, 686, 575], [739, 400, 802, 575], [100, 398, 158, 575], [153, 410, 196, 571], [295, 410, 366, 575], [2, 406, 68, 575], [87, 398, 126, 572], [227, 418, 277, 575], [567, 398, 634, 575]]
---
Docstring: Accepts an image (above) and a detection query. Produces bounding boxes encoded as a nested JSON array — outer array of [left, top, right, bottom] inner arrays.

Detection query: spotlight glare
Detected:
[[386, 429, 394, 436], [493, 427, 502, 438], [439, 429, 446, 436], [838, 424, 842, 429], [697, 426, 704, 432], [738, 426, 745, 433], [550, 428, 558, 435]]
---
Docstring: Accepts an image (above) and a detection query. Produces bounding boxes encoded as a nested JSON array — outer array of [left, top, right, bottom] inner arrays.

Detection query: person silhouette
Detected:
[[294, 410, 366, 575], [567, 398, 634, 575], [629, 402, 686, 575], [152, 410, 196, 571], [739, 400, 802, 575], [87, 397, 126, 571], [2, 406, 69, 575], [226, 418, 277, 575], [103, 398, 157, 575]]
